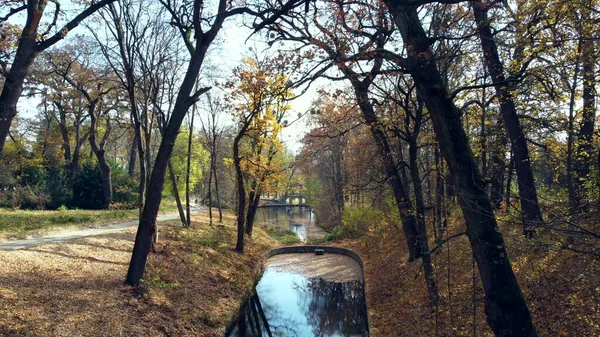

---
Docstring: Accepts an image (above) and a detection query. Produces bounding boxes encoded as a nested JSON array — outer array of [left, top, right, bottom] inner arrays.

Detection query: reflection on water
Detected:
[[224, 262, 369, 337], [255, 206, 316, 242]]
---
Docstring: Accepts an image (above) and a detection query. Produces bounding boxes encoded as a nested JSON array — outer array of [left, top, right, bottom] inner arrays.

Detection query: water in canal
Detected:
[[224, 253, 369, 337], [254, 206, 318, 242]]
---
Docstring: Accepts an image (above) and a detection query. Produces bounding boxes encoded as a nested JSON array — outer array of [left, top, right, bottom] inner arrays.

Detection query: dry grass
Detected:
[[334, 212, 600, 337], [0, 210, 278, 337]]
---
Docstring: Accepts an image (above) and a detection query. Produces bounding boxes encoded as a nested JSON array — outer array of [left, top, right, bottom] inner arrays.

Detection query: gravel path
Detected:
[[0, 207, 203, 251]]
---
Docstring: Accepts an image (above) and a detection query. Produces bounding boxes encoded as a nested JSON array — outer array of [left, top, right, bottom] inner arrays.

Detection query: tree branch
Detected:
[[0, 4, 27, 24], [37, 0, 118, 51]]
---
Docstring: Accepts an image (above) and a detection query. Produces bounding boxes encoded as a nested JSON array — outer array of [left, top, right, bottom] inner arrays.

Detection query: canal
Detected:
[[225, 251, 370, 337], [254, 205, 325, 242]]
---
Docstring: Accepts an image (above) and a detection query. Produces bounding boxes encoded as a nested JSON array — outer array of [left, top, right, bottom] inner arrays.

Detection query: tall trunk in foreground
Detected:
[[472, 1, 544, 236], [384, 2, 537, 336], [126, 18, 216, 285]]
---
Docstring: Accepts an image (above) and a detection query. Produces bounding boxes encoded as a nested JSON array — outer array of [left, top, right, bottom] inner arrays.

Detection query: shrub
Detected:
[[203, 193, 231, 209], [45, 168, 71, 210], [72, 162, 104, 209], [110, 160, 138, 209], [340, 207, 386, 239], [324, 226, 342, 241], [13, 185, 49, 210]]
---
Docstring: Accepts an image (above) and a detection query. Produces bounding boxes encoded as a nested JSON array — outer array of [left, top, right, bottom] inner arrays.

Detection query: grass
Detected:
[[263, 226, 302, 244], [0, 209, 139, 234], [0, 197, 184, 239]]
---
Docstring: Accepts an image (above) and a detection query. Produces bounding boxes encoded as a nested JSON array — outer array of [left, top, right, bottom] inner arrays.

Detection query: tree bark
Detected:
[[214, 155, 223, 223], [168, 160, 187, 226], [383, 3, 537, 336], [88, 104, 112, 209], [0, 0, 42, 155], [245, 181, 262, 237], [573, 5, 597, 209], [351, 80, 421, 261], [409, 134, 439, 307], [472, 1, 544, 236], [185, 112, 195, 228], [233, 131, 247, 253], [207, 150, 214, 225], [126, 4, 218, 283], [128, 131, 138, 177]]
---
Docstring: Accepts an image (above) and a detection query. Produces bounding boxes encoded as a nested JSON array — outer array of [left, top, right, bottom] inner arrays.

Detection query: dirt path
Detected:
[[0, 207, 202, 251]]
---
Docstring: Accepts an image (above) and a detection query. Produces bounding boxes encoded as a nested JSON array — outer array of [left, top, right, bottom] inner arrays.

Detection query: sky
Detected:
[[6, 2, 317, 155], [216, 20, 317, 155]]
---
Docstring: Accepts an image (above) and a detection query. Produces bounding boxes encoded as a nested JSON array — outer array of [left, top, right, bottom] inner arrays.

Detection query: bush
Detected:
[[203, 193, 231, 209], [45, 168, 71, 210], [110, 160, 138, 209], [324, 226, 342, 241], [2, 185, 50, 210], [72, 162, 104, 209], [340, 207, 386, 239]]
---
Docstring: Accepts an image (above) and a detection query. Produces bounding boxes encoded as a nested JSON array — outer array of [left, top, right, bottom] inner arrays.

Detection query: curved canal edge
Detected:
[[224, 245, 371, 336]]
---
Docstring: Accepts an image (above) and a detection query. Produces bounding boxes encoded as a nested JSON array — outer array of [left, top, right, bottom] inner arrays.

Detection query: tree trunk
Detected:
[[245, 181, 261, 237], [566, 59, 579, 213], [185, 112, 195, 228], [384, 3, 537, 336], [409, 136, 439, 307], [472, 1, 544, 236], [128, 132, 138, 177], [88, 106, 112, 209], [233, 131, 246, 253], [207, 151, 214, 225], [96, 151, 112, 209], [168, 160, 187, 226], [126, 30, 215, 284], [573, 6, 596, 209], [214, 155, 223, 223], [490, 117, 508, 209], [434, 147, 445, 238], [351, 80, 421, 261], [0, 5, 41, 155]]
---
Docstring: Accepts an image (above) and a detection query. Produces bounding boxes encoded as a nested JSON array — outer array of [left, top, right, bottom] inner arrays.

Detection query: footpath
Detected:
[[0, 208, 201, 251]]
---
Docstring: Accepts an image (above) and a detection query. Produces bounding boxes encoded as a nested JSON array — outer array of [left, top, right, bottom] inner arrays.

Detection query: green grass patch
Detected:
[[0, 198, 183, 236], [0, 209, 139, 234], [265, 227, 301, 244]]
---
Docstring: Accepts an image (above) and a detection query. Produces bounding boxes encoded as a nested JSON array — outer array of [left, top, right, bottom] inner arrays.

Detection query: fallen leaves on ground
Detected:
[[0, 210, 278, 337]]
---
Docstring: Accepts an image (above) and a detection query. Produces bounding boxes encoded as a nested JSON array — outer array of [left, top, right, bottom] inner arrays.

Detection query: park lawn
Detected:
[[0, 198, 180, 240], [0, 209, 279, 337]]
